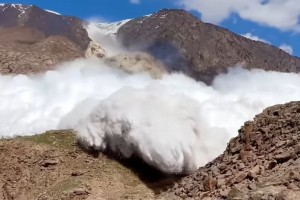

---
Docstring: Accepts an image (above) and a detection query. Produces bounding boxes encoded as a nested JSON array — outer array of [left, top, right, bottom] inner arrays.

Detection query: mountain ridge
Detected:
[[117, 9, 300, 83], [0, 3, 92, 74]]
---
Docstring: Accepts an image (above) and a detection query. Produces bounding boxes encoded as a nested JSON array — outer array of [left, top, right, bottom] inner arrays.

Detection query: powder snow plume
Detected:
[[1, 23, 300, 174], [1, 59, 300, 174]]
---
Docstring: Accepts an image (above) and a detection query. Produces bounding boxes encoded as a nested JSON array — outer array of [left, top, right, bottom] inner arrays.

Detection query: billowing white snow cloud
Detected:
[[179, 0, 300, 32], [241, 33, 269, 43], [2, 60, 300, 174], [279, 43, 293, 55]]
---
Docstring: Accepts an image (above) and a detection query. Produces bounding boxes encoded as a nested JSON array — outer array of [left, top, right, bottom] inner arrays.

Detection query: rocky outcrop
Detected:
[[0, 4, 90, 49], [104, 52, 167, 79], [117, 9, 300, 84], [165, 101, 300, 199]]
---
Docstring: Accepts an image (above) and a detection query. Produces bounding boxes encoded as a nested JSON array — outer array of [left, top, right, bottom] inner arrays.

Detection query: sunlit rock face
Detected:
[[104, 52, 167, 79]]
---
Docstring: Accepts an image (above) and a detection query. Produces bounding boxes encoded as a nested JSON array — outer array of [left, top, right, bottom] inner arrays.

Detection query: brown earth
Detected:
[[0, 130, 180, 200], [2, 102, 300, 200], [165, 101, 300, 200], [0, 27, 84, 74]]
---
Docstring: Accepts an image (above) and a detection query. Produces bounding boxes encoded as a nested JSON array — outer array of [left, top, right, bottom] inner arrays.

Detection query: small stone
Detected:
[[249, 165, 260, 178], [41, 159, 59, 167], [71, 171, 84, 176], [275, 152, 292, 163], [73, 188, 88, 195], [203, 176, 217, 191], [233, 172, 248, 184]]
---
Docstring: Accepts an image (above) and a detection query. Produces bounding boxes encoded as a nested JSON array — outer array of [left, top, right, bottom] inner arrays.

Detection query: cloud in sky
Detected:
[[241, 33, 269, 43], [241, 33, 293, 55], [279, 43, 293, 55], [129, 0, 140, 4], [179, 0, 300, 32]]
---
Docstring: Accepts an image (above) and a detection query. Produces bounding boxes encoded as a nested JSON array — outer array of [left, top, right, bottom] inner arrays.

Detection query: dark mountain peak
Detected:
[[0, 3, 90, 50], [0, 3, 32, 10], [117, 9, 300, 84], [0, 4, 92, 75]]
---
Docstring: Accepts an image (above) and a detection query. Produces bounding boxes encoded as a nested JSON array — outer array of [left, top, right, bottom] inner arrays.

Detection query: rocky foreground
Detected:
[[165, 101, 300, 200], [1, 102, 300, 200], [0, 131, 173, 200]]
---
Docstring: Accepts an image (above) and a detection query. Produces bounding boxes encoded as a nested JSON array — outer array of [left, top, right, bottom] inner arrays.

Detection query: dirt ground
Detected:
[[0, 130, 178, 200]]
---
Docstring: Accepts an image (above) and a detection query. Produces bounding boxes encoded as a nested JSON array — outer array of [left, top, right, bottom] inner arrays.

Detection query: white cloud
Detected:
[[241, 33, 269, 43], [129, 0, 140, 4], [179, 0, 300, 32], [279, 43, 293, 54]]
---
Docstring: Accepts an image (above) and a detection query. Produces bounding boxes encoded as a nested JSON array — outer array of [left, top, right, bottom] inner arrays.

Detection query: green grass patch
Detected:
[[22, 129, 76, 149]]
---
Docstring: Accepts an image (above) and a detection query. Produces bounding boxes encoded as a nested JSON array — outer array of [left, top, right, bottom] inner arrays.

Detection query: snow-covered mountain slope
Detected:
[[0, 3, 61, 16], [94, 14, 152, 36], [95, 19, 131, 35]]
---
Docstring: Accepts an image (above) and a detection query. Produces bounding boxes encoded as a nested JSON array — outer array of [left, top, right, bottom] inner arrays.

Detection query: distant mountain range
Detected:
[[1, 4, 300, 83]]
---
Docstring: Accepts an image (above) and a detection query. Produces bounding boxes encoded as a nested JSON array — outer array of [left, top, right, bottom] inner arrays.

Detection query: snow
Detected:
[[137, 14, 152, 24], [0, 3, 61, 17], [96, 19, 131, 35], [0, 3, 31, 17], [160, 14, 167, 19], [45, 9, 61, 15]]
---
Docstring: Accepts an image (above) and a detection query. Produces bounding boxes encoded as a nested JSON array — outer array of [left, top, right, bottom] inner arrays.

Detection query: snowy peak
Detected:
[[0, 3, 32, 9], [96, 19, 131, 35], [0, 3, 32, 19], [0, 3, 60, 15], [94, 14, 152, 36]]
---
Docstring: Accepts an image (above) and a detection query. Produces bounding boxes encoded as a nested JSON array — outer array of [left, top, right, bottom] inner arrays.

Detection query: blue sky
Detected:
[[1, 0, 300, 57]]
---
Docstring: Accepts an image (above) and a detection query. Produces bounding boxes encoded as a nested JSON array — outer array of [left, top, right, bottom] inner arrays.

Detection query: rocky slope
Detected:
[[117, 9, 300, 84], [165, 101, 300, 199], [0, 4, 92, 74], [0, 130, 172, 200], [2, 102, 300, 200]]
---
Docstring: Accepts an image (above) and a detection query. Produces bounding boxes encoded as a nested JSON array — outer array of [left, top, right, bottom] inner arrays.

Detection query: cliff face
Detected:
[[117, 9, 300, 84], [0, 4, 91, 74]]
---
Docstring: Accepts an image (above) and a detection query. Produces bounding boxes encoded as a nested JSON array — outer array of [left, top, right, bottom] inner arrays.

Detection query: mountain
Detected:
[[117, 9, 300, 84], [2, 4, 300, 81], [0, 4, 92, 74]]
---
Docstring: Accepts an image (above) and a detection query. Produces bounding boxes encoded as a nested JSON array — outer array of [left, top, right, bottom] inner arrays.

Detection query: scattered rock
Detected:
[[166, 101, 300, 199], [71, 171, 84, 176], [41, 159, 60, 167]]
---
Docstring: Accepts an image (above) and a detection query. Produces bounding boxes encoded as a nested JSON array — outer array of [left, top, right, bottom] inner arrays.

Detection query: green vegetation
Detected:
[[22, 129, 76, 149]]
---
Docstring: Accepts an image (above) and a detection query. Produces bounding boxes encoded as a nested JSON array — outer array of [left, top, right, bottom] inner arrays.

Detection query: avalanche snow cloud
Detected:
[[1, 59, 300, 173]]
